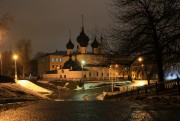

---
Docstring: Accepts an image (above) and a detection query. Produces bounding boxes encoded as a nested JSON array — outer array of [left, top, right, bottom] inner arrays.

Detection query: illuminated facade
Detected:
[[38, 24, 133, 81]]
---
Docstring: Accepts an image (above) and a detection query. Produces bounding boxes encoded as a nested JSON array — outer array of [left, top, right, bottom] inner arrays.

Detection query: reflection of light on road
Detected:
[[83, 95, 89, 101], [129, 106, 154, 121]]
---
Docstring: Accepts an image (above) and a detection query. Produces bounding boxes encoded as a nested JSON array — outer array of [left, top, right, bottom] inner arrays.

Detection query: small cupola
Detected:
[[91, 36, 99, 54], [91, 37, 99, 48], [66, 39, 74, 49], [66, 30, 74, 55]]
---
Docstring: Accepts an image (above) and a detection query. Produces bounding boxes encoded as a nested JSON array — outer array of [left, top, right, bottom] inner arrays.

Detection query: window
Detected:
[[56, 58, 58, 62], [60, 75, 62, 78], [52, 65, 54, 68], [52, 58, 54, 62], [64, 75, 66, 78], [97, 72, 99, 77], [102, 73, 103, 77], [89, 72, 91, 77], [60, 58, 62, 62], [60, 65, 62, 69], [62, 70, 64, 73]]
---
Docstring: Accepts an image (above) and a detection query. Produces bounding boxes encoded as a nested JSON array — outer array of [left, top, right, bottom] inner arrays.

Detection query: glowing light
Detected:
[[138, 57, 143, 62], [13, 54, 18, 60], [166, 73, 180, 80], [81, 60, 85, 65], [134, 80, 147, 86]]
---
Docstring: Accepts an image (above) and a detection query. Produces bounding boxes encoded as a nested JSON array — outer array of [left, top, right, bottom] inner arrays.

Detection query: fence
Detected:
[[41, 77, 111, 82], [105, 78, 180, 99]]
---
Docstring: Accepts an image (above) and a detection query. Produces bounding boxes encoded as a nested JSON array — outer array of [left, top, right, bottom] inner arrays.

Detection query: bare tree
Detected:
[[30, 51, 45, 76], [15, 39, 32, 79], [0, 13, 13, 44], [108, 0, 180, 83]]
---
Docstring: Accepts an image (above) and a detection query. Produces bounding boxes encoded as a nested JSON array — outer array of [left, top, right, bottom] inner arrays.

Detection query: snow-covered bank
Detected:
[[0, 80, 53, 104], [16, 80, 52, 95]]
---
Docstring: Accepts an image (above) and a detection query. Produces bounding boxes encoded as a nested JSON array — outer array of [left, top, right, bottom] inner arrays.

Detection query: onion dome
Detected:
[[63, 56, 75, 69], [91, 37, 99, 48], [77, 27, 89, 47], [66, 39, 74, 49], [62, 55, 82, 71]]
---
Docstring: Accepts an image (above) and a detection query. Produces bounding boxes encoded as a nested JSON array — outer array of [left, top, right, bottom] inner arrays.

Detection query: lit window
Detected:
[[60, 58, 62, 62], [52, 58, 54, 62], [56, 58, 58, 62]]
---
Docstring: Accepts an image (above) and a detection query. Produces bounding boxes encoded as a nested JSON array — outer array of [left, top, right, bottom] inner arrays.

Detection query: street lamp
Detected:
[[81, 60, 85, 86], [138, 57, 143, 62], [109, 65, 111, 81], [13, 54, 18, 82], [138, 57, 144, 79], [115, 64, 118, 81], [109, 65, 113, 92], [0, 53, 2, 75]]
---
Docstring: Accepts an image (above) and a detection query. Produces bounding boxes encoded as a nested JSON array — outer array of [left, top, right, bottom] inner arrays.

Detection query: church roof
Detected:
[[66, 39, 74, 49], [91, 37, 99, 48], [44, 51, 67, 56], [62, 55, 82, 71], [77, 27, 89, 47]]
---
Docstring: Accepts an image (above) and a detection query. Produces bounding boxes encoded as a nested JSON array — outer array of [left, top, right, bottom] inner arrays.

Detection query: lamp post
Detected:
[[0, 53, 2, 75], [13, 54, 18, 82], [138, 57, 143, 79], [81, 60, 85, 88], [115, 64, 118, 81], [109, 65, 113, 92]]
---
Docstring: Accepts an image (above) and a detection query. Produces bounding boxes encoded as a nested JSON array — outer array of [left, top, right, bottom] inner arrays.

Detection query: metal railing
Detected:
[[105, 78, 180, 99]]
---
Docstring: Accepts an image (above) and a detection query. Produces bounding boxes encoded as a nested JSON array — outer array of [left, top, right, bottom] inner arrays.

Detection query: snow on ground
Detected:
[[16, 80, 52, 95], [0, 80, 53, 104], [0, 83, 49, 100]]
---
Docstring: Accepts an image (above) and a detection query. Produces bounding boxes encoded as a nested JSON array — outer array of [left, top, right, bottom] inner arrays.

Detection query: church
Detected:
[[38, 19, 145, 82]]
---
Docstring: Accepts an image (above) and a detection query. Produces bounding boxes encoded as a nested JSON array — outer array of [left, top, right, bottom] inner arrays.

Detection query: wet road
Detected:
[[0, 101, 180, 121], [50, 86, 110, 101]]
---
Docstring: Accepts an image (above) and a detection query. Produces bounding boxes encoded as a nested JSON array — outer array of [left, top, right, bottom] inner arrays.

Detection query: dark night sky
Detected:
[[0, 0, 112, 56]]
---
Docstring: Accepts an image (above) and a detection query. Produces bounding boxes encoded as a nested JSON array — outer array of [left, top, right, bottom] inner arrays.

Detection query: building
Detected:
[[38, 21, 134, 81]]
